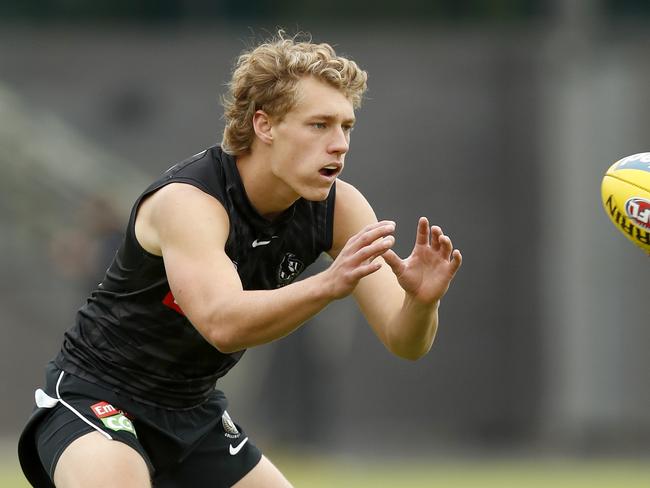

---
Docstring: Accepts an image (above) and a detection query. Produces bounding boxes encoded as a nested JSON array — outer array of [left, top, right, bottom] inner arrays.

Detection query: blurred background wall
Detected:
[[1, 0, 648, 461]]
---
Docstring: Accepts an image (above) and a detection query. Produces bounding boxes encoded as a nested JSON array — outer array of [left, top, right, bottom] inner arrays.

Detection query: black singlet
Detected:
[[54, 146, 336, 409]]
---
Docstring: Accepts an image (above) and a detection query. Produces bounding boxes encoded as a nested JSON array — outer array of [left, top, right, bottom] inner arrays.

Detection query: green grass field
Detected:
[[3, 451, 649, 487], [276, 456, 650, 487]]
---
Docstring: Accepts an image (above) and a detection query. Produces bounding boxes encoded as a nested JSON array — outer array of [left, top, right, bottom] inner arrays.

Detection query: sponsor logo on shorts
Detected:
[[221, 411, 241, 439], [90, 401, 137, 437], [229, 437, 248, 456], [91, 401, 120, 419]]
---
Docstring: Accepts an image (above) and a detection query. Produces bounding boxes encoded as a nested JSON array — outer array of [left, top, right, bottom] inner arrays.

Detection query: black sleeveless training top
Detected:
[[55, 146, 336, 409]]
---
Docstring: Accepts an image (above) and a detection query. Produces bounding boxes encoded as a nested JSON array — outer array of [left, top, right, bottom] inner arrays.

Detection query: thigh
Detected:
[[35, 398, 153, 486], [54, 431, 151, 488], [154, 410, 271, 488]]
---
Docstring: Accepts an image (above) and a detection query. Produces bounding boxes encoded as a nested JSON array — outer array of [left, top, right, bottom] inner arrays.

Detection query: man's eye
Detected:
[[343, 125, 354, 133], [312, 122, 326, 129]]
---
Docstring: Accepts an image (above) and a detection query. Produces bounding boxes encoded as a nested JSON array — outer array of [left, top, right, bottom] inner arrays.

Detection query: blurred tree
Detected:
[[603, 0, 650, 16], [0, 0, 551, 22]]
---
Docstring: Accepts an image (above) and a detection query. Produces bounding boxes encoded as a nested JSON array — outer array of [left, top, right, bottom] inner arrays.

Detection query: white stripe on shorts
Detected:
[[53, 371, 112, 440]]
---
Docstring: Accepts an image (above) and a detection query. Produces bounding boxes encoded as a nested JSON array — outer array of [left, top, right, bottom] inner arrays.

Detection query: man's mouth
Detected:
[[319, 163, 342, 177]]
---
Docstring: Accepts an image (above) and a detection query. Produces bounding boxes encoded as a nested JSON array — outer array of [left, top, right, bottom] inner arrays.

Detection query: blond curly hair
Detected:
[[221, 32, 368, 156]]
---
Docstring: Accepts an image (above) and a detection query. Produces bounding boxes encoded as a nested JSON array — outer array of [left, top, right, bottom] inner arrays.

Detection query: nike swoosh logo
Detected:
[[229, 437, 249, 455], [252, 237, 277, 248]]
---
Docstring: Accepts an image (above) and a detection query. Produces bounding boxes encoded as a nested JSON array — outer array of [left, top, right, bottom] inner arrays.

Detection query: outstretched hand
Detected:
[[382, 217, 462, 305], [324, 220, 397, 299]]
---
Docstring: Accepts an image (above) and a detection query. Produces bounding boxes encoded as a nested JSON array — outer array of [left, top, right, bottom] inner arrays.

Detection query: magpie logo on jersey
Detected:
[[90, 401, 137, 437], [221, 411, 241, 439], [277, 252, 304, 286]]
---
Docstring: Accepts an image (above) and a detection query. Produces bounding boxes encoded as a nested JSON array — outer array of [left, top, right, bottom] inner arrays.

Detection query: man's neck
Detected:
[[235, 152, 299, 221]]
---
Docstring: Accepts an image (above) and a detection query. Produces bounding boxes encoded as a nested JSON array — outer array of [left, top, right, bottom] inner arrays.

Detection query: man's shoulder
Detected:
[[329, 178, 377, 256], [334, 178, 371, 213], [164, 145, 225, 178], [152, 182, 229, 222], [150, 145, 232, 209]]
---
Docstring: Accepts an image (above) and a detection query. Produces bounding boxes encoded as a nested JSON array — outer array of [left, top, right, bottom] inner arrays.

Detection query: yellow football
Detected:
[[601, 152, 650, 253]]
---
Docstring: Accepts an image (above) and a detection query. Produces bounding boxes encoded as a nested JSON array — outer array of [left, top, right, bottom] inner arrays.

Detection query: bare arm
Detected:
[[136, 183, 395, 353], [329, 180, 462, 360]]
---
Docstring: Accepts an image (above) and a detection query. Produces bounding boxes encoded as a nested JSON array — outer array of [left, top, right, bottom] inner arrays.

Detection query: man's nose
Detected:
[[328, 127, 349, 154]]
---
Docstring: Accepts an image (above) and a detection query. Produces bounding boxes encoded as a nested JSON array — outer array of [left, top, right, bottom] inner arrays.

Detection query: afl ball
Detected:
[[601, 153, 650, 253]]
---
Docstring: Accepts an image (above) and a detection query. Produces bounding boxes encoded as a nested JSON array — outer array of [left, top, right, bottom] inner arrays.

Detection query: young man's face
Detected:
[[269, 76, 355, 201]]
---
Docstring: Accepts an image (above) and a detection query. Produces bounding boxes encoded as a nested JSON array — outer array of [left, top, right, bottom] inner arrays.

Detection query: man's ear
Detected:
[[252, 110, 274, 145]]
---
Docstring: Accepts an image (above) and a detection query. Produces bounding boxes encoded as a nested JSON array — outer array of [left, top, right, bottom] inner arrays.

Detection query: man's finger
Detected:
[[439, 234, 453, 260], [359, 220, 396, 236], [381, 249, 404, 276], [415, 217, 430, 246], [450, 249, 463, 273], [355, 235, 395, 263], [352, 260, 383, 280], [345, 220, 394, 246], [348, 222, 395, 252], [430, 226, 442, 251]]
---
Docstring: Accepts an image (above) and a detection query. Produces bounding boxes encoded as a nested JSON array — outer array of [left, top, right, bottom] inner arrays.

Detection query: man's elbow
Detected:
[[388, 341, 433, 361], [195, 313, 243, 354], [206, 323, 246, 354], [394, 348, 429, 361], [211, 335, 239, 354]]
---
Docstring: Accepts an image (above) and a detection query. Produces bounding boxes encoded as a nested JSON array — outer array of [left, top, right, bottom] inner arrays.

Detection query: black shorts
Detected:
[[18, 362, 262, 487]]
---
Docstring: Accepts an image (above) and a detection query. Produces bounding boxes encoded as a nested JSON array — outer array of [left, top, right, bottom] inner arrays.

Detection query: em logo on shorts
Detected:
[[90, 401, 137, 437]]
